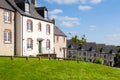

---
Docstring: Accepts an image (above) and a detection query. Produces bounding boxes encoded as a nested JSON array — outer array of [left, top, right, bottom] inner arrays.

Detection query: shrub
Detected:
[[76, 56, 83, 63], [94, 57, 103, 64]]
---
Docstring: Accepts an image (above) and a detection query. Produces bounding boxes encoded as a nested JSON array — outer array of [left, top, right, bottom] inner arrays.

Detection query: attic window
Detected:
[[25, 3, 29, 13], [44, 10, 48, 19]]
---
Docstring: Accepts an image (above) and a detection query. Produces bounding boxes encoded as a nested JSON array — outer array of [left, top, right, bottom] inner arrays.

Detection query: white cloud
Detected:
[[78, 5, 92, 11], [49, 9, 63, 15], [90, 0, 102, 4], [45, 0, 79, 4], [89, 25, 96, 31], [79, 0, 87, 4], [50, 14, 80, 27], [105, 34, 120, 45], [61, 21, 80, 27]]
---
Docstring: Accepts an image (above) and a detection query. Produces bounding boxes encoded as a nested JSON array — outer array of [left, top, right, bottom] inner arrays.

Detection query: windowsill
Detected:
[[4, 41, 11, 44], [27, 30, 33, 32], [46, 48, 50, 50], [4, 21, 11, 24], [27, 48, 33, 51]]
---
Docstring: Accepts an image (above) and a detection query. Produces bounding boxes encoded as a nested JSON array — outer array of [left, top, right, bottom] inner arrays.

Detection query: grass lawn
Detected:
[[0, 57, 120, 80]]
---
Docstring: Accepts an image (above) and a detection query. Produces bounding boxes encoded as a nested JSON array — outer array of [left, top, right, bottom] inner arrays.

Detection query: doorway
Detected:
[[38, 41, 42, 53]]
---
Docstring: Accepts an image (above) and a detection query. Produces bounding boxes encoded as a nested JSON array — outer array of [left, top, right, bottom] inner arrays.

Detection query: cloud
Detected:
[[49, 8, 81, 27], [79, 0, 87, 4], [50, 14, 80, 27], [89, 25, 96, 31], [90, 0, 102, 4], [49, 9, 63, 15], [78, 5, 92, 11], [105, 34, 120, 45], [45, 0, 79, 4]]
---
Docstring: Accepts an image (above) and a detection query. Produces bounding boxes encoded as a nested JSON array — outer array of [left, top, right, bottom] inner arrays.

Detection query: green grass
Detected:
[[0, 57, 120, 80]]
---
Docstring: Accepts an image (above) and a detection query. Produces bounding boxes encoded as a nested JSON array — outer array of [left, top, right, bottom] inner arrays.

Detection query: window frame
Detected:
[[4, 29, 11, 44], [4, 10, 11, 23], [27, 38, 33, 50], [46, 39, 50, 49], [27, 20, 33, 32], [38, 22, 41, 31], [46, 24, 50, 35], [25, 3, 30, 13]]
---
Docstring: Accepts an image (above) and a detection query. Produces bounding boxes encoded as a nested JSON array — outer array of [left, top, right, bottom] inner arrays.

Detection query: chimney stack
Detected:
[[52, 19, 56, 25], [31, 0, 36, 7]]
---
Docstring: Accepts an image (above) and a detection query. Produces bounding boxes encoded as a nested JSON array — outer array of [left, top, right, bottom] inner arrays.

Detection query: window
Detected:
[[4, 11, 11, 23], [4, 30, 11, 44], [46, 39, 50, 49], [57, 36, 59, 42], [44, 10, 48, 19], [63, 37, 65, 42], [46, 24, 50, 34], [25, 3, 29, 13], [27, 20, 33, 32], [104, 55, 106, 58], [27, 38, 33, 50], [38, 22, 41, 31], [94, 54, 96, 57], [83, 52, 86, 56]]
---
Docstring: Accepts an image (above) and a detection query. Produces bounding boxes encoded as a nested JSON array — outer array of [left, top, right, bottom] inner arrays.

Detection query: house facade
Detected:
[[67, 40, 118, 66], [0, 0, 15, 56], [8, 0, 54, 56], [54, 26, 67, 58]]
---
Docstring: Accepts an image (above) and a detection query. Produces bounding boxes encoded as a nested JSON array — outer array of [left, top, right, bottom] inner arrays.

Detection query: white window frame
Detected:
[[4, 31, 11, 43], [4, 11, 11, 23], [27, 20, 32, 32], [27, 38, 33, 50], [25, 3, 29, 13], [46, 39, 50, 49], [46, 25, 50, 34]]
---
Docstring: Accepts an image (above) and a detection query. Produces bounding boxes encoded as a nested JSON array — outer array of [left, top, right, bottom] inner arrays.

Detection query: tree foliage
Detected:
[[71, 35, 86, 45], [93, 57, 103, 64], [114, 53, 120, 67]]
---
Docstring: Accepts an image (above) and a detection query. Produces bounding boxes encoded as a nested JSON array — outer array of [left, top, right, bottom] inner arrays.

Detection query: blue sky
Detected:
[[37, 0, 120, 46]]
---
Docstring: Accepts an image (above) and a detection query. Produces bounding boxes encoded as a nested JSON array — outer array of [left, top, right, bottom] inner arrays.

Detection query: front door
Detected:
[[38, 41, 42, 53]]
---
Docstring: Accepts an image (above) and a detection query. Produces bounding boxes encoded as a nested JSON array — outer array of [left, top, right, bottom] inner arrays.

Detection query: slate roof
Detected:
[[7, 0, 53, 23], [67, 40, 118, 54], [0, 0, 14, 11], [81, 42, 98, 52], [54, 26, 67, 37], [104, 45, 118, 54], [67, 40, 79, 49]]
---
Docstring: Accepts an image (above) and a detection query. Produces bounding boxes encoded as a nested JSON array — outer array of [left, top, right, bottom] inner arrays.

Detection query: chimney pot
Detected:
[[31, 0, 36, 7]]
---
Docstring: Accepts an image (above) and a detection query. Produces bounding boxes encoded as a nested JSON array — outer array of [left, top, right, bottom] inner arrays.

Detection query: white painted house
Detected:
[[8, 0, 54, 56]]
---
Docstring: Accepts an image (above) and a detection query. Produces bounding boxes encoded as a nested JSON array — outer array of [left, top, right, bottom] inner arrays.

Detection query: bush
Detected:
[[94, 57, 103, 64], [76, 56, 83, 63]]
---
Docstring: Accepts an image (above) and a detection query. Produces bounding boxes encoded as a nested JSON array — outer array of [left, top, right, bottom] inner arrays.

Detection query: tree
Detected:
[[114, 53, 120, 67], [71, 35, 87, 45], [71, 35, 79, 43], [93, 57, 103, 64]]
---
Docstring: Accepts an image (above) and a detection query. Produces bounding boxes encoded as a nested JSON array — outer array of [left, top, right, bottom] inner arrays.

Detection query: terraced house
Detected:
[[7, 0, 54, 56], [0, 0, 15, 56], [54, 25, 67, 58], [67, 40, 118, 66]]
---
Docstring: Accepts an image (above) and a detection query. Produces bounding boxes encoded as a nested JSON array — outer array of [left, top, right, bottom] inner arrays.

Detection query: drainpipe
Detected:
[[22, 16, 23, 56], [14, 11, 16, 56]]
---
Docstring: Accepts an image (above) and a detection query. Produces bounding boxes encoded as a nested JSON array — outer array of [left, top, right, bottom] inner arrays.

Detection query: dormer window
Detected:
[[25, 2, 29, 13], [44, 10, 48, 19], [100, 48, 105, 53]]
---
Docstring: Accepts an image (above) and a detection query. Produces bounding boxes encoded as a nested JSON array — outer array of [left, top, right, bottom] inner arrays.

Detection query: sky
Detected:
[[37, 0, 120, 46]]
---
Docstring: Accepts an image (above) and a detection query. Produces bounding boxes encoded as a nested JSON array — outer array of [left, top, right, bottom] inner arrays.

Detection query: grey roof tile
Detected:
[[54, 26, 66, 37], [0, 0, 14, 11], [8, 0, 53, 23]]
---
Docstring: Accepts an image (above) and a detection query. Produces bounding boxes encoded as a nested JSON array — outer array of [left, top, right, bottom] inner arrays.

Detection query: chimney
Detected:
[[52, 19, 56, 25], [31, 0, 36, 7]]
